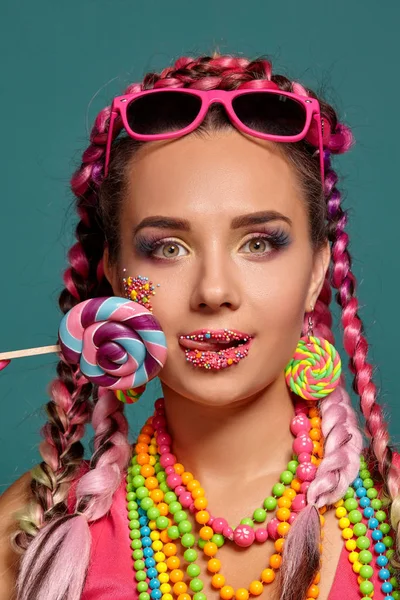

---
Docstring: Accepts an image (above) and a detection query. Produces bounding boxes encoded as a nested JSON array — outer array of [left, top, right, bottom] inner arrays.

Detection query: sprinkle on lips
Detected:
[[178, 329, 253, 370]]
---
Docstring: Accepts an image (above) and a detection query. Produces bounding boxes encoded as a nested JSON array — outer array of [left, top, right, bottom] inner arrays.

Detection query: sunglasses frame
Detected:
[[104, 87, 325, 182]]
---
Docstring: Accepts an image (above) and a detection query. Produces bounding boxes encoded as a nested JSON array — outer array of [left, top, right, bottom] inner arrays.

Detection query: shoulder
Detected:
[[0, 471, 33, 600]]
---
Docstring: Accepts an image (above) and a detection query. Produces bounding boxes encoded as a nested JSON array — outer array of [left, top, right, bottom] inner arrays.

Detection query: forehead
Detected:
[[122, 131, 306, 225]]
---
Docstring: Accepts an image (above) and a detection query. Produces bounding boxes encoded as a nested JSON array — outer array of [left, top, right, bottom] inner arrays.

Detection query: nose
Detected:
[[189, 248, 241, 313]]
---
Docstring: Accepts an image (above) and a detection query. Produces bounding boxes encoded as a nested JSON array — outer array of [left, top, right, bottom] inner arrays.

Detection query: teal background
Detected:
[[0, 0, 399, 489]]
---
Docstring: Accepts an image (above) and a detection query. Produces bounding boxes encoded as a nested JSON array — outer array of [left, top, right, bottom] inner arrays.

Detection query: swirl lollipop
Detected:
[[285, 335, 341, 401], [58, 297, 167, 390]]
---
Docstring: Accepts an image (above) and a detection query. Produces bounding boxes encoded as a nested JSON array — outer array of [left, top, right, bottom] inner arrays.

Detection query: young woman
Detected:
[[1, 52, 399, 600]]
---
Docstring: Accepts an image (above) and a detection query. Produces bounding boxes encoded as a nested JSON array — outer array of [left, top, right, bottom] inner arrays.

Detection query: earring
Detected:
[[114, 271, 161, 404], [284, 307, 342, 401]]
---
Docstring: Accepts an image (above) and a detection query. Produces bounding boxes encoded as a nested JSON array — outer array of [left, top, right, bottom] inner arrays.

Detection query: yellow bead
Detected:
[[160, 583, 171, 593], [335, 507, 347, 518], [162, 594, 173, 600], [338, 517, 350, 529], [348, 551, 359, 564], [149, 455, 156, 465], [157, 562, 168, 573], [149, 520, 157, 530], [235, 589, 249, 600], [352, 561, 362, 574], [159, 573, 169, 583], [150, 531, 160, 541], [149, 445, 157, 455], [154, 552, 166, 563], [261, 569, 275, 583], [152, 540, 163, 551], [220, 586, 235, 600], [342, 527, 354, 540], [249, 581, 263, 596], [334, 499, 344, 508], [345, 539, 357, 551]]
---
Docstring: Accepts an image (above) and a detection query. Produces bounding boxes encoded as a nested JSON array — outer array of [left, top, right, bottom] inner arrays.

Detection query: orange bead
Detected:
[[277, 496, 292, 509], [290, 478, 301, 492], [208, 558, 222, 573], [166, 556, 180, 570], [220, 586, 235, 600], [160, 530, 171, 543], [313, 572, 321, 584], [137, 452, 150, 466], [177, 594, 191, 600], [319, 515, 325, 527], [163, 543, 177, 557], [140, 464, 155, 477], [187, 479, 201, 491], [312, 440, 321, 453], [174, 463, 185, 475], [158, 502, 169, 516], [311, 456, 319, 466], [173, 582, 188, 595], [319, 506, 327, 515], [309, 407, 319, 418], [235, 589, 249, 600], [138, 433, 152, 444], [199, 526, 214, 540], [191, 487, 205, 499], [309, 428, 321, 441], [261, 568, 275, 583], [270, 554, 282, 569], [277, 522, 291, 537], [170, 569, 184, 583], [306, 584, 319, 598], [249, 581, 263, 596], [274, 538, 285, 553], [211, 574, 226, 589], [195, 510, 210, 525], [181, 472, 193, 485], [150, 489, 164, 503], [310, 416, 321, 429], [283, 488, 296, 500], [203, 542, 218, 557], [276, 508, 291, 521], [194, 497, 208, 510], [145, 476, 158, 490], [135, 443, 148, 454]]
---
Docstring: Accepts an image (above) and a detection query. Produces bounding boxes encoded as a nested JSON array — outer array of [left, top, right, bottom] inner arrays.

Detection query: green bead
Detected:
[[127, 492, 137, 502], [156, 516, 170, 530], [140, 497, 154, 510], [348, 509, 362, 524], [240, 518, 254, 527], [344, 498, 358, 512], [371, 499, 382, 510], [264, 496, 277, 511], [181, 533, 195, 548], [132, 465, 141, 476], [353, 523, 367, 537], [193, 593, 207, 600], [344, 487, 355, 499], [126, 483, 133, 492], [139, 593, 150, 600], [272, 483, 285, 497], [156, 471, 166, 482], [356, 536, 370, 550], [383, 535, 394, 548], [174, 510, 187, 523], [387, 549, 395, 560], [135, 570, 147, 582], [391, 576, 398, 589], [363, 478, 374, 489], [367, 487, 378, 499], [129, 519, 140, 530], [167, 526, 180, 539], [136, 487, 149, 500], [198, 538, 206, 549], [359, 580, 374, 595], [169, 502, 183, 514], [147, 507, 160, 520], [184, 549, 198, 562], [131, 456, 138, 464], [393, 591, 400, 600], [178, 520, 193, 534], [280, 470, 294, 484], [128, 508, 139, 519], [133, 549, 144, 560], [358, 550, 372, 564], [132, 475, 145, 488], [212, 534, 224, 547], [159, 482, 169, 493], [127, 501, 138, 511], [131, 538, 142, 550], [287, 460, 299, 474], [359, 469, 371, 479], [134, 559, 145, 571], [359, 565, 373, 579], [375, 510, 387, 522], [164, 491, 177, 504], [380, 522, 391, 534], [253, 508, 267, 523], [154, 463, 162, 474], [190, 578, 204, 592], [187, 563, 201, 578], [137, 581, 148, 593], [129, 529, 141, 540]]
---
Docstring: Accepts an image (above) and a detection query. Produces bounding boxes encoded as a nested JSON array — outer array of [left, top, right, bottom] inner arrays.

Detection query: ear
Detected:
[[103, 245, 120, 295], [306, 239, 331, 311]]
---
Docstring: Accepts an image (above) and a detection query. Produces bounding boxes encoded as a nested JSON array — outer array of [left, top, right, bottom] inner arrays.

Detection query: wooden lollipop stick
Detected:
[[0, 344, 61, 361]]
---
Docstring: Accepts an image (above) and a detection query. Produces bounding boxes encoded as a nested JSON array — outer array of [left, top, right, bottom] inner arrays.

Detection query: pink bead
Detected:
[[290, 414, 310, 436], [212, 518, 228, 534], [153, 416, 166, 428], [175, 485, 185, 496], [208, 516, 215, 526], [255, 528, 269, 543], [165, 466, 175, 475], [294, 400, 308, 415], [291, 493, 307, 512], [166, 474, 182, 488], [267, 518, 279, 541], [300, 481, 311, 494], [179, 492, 192, 508], [292, 435, 313, 455], [288, 513, 297, 525], [233, 525, 255, 547], [159, 445, 171, 455], [157, 432, 172, 446], [298, 452, 312, 464], [223, 525, 234, 539], [296, 462, 317, 482], [159, 453, 175, 468], [155, 398, 164, 410], [189, 502, 196, 513]]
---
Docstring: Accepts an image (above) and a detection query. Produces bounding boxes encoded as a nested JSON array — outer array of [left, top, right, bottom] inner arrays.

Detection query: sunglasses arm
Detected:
[[315, 113, 325, 185]]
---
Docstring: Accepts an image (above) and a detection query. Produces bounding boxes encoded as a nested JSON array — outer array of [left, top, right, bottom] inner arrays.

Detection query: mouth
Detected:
[[178, 329, 253, 370]]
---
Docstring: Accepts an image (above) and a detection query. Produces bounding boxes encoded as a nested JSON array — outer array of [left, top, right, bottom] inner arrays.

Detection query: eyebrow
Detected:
[[133, 210, 292, 235]]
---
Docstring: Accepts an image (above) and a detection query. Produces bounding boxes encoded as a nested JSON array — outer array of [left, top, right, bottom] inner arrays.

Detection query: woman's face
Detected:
[[105, 130, 330, 407]]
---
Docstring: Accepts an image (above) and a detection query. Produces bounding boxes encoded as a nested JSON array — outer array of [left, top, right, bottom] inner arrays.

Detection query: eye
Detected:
[[153, 240, 189, 259], [241, 236, 272, 254]]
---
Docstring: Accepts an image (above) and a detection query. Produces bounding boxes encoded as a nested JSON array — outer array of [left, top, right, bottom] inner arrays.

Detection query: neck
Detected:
[[160, 375, 297, 489]]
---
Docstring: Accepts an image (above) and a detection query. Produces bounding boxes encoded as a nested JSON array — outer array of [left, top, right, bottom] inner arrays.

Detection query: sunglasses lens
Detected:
[[126, 91, 202, 135], [232, 92, 306, 137]]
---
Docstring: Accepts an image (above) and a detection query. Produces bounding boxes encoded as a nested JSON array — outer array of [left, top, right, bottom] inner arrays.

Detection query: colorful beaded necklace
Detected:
[[125, 399, 399, 600]]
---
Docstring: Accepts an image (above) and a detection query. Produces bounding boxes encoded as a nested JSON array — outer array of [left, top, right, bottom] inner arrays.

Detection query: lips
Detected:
[[179, 329, 251, 351]]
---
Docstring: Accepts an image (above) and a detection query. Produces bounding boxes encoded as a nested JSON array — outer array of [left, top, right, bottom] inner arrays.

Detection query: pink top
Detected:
[[67, 461, 389, 599]]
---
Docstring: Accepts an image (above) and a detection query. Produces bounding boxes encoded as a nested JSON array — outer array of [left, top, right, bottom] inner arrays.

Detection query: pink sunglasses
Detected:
[[104, 86, 326, 181]]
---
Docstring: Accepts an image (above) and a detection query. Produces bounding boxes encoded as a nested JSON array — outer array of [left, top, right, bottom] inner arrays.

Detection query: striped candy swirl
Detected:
[[58, 297, 167, 389], [285, 335, 341, 400]]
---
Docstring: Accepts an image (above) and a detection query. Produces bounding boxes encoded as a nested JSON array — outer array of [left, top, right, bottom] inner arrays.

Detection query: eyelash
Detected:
[[135, 229, 291, 261]]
